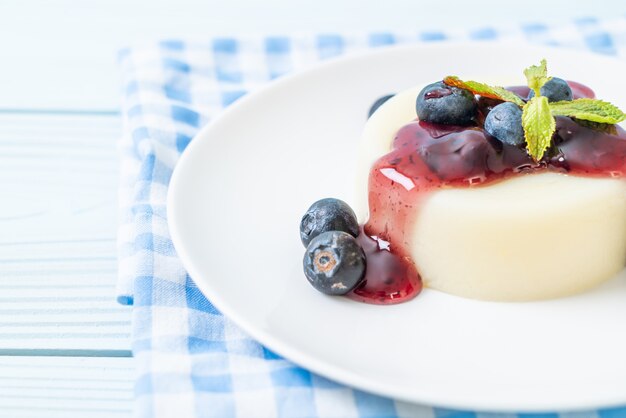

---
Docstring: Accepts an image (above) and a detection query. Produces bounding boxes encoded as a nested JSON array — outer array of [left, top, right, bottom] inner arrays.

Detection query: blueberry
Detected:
[[303, 231, 366, 295], [527, 77, 573, 102], [368, 94, 395, 118], [484, 102, 525, 146], [416, 81, 477, 125], [300, 198, 359, 247]]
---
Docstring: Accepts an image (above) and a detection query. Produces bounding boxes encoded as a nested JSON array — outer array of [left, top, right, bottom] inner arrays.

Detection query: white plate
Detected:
[[168, 42, 626, 412]]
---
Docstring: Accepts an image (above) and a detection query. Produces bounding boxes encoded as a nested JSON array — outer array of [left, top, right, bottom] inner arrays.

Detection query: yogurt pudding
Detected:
[[355, 82, 626, 302], [300, 62, 626, 305]]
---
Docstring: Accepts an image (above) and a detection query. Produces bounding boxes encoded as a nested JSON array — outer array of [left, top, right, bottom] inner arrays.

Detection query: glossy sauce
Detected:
[[349, 81, 626, 305], [346, 228, 422, 304]]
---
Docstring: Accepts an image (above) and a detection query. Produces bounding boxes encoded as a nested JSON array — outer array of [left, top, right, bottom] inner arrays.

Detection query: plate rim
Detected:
[[168, 41, 626, 412]]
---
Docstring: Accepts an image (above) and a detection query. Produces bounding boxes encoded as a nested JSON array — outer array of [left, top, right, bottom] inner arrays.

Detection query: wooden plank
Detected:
[[0, 356, 133, 418], [0, 0, 622, 110], [0, 113, 131, 351]]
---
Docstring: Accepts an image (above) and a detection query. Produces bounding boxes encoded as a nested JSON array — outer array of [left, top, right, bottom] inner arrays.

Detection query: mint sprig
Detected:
[[521, 59, 555, 160], [445, 59, 626, 161], [523, 59, 551, 97], [443, 76, 525, 106], [522, 96, 555, 160], [549, 99, 626, 124]]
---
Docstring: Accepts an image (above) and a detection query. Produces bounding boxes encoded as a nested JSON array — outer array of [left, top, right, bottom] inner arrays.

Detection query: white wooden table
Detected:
[[1, 1, 623, 416]]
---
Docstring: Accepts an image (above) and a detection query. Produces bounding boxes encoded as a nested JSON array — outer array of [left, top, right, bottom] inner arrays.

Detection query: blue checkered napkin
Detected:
[[118, 18, 626, 418]]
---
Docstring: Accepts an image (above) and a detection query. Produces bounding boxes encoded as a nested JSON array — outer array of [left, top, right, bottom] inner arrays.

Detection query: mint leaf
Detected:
[[443, 76, 525, 106], [522, 96, 556, 161], [549, 98, 626, 124], [524, 59, 551, 97]]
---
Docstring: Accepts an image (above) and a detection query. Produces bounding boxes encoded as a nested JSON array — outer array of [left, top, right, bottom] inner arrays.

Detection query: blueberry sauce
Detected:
[[351, 81, 626, 305], [346, 227, 422, 304]]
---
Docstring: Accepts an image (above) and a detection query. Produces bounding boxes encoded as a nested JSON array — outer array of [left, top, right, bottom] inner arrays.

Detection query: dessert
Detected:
[[301, 60, 626, 304]]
